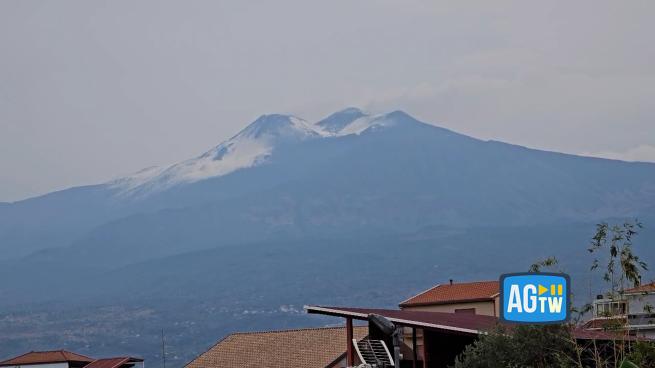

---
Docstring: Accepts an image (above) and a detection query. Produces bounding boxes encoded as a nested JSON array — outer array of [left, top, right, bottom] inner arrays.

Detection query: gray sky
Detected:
[[1, 0, 654, 202]]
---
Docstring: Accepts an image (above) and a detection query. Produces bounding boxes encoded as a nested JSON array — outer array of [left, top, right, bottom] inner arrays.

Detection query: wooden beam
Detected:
[[412, 328, 418, 368], [346, 317, 354, 366]]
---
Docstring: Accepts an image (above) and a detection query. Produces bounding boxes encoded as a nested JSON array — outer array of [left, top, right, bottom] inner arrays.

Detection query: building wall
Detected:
[[3, 363, 69, 368], [403, 300, 498, 317], [626, 293, 655, 314]]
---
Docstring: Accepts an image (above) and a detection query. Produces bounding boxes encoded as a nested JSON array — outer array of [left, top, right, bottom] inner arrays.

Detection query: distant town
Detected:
[[4, 277, 655, 367]]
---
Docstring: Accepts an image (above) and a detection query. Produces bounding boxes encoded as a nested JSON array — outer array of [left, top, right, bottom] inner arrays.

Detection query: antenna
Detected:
[[161, 329, 166, 368]]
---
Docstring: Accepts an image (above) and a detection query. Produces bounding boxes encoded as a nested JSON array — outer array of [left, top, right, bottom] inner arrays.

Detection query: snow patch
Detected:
[[111, 109, 405, 198]]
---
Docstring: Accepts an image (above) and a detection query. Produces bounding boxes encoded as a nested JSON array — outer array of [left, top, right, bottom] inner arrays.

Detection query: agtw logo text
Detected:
[[500, 273, 570, 324]]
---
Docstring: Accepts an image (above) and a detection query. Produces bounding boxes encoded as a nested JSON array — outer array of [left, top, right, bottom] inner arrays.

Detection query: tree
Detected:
[[588, 220, 648, 296], [529, 256, 560, 273], [452, 325, 580, 368]]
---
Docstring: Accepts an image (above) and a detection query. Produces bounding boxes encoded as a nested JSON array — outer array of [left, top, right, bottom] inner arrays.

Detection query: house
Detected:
[[586, 281, 655, 338], [0, 351, 94, 368], [185, 326, 368, 368], [399, 280, 499, 317], [307, 305, 496, 368], [0, 351, 143, 368]]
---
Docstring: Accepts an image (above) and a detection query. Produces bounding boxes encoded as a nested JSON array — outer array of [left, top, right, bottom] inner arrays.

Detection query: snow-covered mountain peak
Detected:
[[236, 114, 322, 141], [316, 107, 368, 134], [112, 114, 324, 196], [313, 108, 424, 137], [110, 109, 428, 197]]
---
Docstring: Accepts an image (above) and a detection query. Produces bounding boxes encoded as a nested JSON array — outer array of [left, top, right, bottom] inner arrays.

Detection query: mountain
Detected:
[[1, 108, 654, 364]]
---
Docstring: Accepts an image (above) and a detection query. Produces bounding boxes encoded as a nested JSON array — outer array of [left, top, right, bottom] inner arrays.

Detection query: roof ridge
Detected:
[[0, 350, 94, 366], [399, 280, 500, 307], [398, 283, 442, 306]]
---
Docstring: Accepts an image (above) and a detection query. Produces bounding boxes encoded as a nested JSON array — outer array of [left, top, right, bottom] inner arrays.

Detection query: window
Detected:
[[595, 300, 628, 317]]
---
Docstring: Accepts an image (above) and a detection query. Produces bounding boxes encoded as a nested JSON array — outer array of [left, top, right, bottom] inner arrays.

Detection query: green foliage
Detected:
[[625, 341, 655, 367], [452, 325, 579, 368], [588, 220, 648, 295], [619, 360, 639, 368], [529, 256, 560, 273]]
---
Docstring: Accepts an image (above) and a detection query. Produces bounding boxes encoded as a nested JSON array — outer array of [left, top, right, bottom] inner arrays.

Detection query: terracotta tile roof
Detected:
[[399, 280, 499, 307], [185, 326, 368, 368], [83, 357, 143, 368], [624, 281, 655, 294], [0, 351, 94, 366]]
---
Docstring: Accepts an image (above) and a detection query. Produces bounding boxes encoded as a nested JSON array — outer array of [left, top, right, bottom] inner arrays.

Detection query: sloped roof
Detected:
[[307, 306, 497, 335], [399, 280, 499, 307], [581, 317, 628, 330], [0, 351, 94, 366], [83, 357, 143, 368], [185, 326, 368, 368], [624, 281, 655, 294], [306, 306, 648, 342]]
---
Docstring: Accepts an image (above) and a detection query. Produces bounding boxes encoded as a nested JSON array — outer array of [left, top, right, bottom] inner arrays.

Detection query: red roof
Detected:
[[307, 306, 498, 335], [83, 357, 142, 368], [399, 280, 499, 307], [0, 351, 94, 366], [573, 328, 646, 341], [624, 281, 655, 294], [581, 317, 628, 330]]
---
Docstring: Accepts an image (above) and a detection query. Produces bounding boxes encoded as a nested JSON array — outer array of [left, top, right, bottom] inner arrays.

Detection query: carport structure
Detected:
[[306, 306, 498, 368]]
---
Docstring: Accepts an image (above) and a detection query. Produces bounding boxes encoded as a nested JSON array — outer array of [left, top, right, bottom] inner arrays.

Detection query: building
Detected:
[[586, 281, 655, 338], [0, 351, 94, 368], [181, 278, 649, 368], [185, 326, 368, 368], [0, 351, 143, 368], [306, 304, 646, 368], [399, 280, 499, 317]]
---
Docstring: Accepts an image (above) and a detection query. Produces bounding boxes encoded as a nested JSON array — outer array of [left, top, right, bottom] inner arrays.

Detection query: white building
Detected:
[[587, 282, 655, 338]]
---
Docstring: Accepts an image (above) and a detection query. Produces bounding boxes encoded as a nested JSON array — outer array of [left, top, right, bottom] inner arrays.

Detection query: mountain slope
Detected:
[[17, 110, 655, 269], [2, 109, 654, 262]]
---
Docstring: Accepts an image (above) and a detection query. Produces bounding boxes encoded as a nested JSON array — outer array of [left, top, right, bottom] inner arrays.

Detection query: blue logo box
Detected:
[[500, 273, 570, 324]]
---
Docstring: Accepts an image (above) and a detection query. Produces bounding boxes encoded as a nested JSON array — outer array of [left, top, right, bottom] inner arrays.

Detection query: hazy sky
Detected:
[[1, 1, 654, 202]]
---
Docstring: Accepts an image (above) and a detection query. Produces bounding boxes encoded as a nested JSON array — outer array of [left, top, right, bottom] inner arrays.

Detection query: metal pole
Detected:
[[161, 329, 166, 368]]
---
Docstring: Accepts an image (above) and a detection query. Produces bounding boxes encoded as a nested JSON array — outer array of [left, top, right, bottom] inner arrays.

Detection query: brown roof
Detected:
[[624, 281, 655, 294], [83, 357, 143, 368], [0, 351, 94, 366], [573, 328, 647, 341], [581, 317, 628, 330], [307, 306, 499, 335], [185, 326, 368, 368], [399, 281, 500, 307]]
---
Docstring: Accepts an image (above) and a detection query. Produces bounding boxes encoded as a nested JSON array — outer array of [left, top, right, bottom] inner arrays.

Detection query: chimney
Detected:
[[449, 279, 453, 285]]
